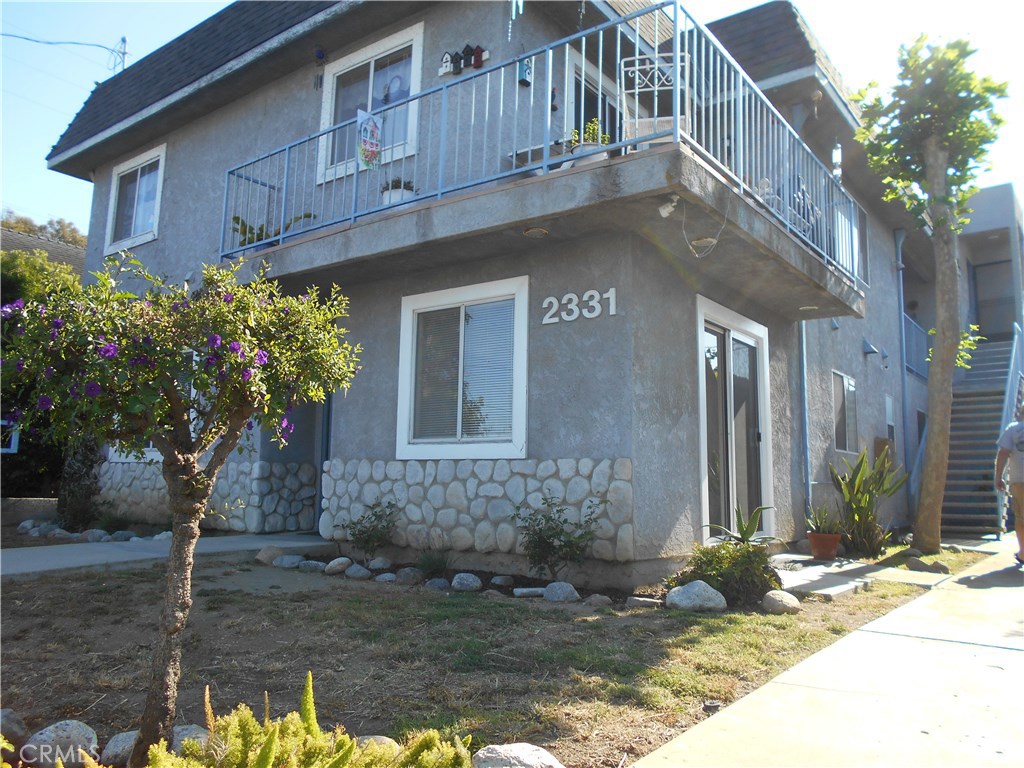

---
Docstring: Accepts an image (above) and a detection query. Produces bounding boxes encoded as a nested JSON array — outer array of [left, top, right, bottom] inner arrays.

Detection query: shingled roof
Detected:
[[1, 228, 87, 276], [47, 1, 337, 167], [707, 1, 854, 112]]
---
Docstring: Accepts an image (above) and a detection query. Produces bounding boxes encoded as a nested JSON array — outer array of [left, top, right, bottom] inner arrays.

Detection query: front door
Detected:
[[698, 297, 771, 538]]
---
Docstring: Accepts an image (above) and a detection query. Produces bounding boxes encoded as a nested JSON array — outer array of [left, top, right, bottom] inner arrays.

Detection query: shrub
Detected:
[[830, 446, 907, 558], [347, 499, 397, 563], [80, 672, 472, 768], [416, 548, 453, 579], [666, 542, 781, 607], [513, 496, 604, 580]]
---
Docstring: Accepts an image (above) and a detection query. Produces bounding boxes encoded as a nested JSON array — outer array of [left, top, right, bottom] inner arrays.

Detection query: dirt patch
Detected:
[[0, 554, 934, 768]]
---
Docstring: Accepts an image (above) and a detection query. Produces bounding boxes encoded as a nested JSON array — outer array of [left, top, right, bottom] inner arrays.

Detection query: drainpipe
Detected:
[[799, 319, 812, 522], [894, 229, 913, 504]]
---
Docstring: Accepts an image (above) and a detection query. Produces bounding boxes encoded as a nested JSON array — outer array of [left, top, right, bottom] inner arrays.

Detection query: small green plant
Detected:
[[665, 542, 781, 607], [381, 177, 415, 194], [806, 505, 841, 534], [231, 212, 315, 247], [926, 323, 985, 369], [829, 445, 907, 558], [346, 499, 398, 563], [513, 495, 604, 580], [79, 671, 472, 768], [570, 117, 610, 147], [706, 505, 778, 545], [416, 547, 454, 579]]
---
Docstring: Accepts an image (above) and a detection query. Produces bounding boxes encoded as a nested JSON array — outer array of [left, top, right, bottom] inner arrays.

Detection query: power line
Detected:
[[1, 33, 127, 73]]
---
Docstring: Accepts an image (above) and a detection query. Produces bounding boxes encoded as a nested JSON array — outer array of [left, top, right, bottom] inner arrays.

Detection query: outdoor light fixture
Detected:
[[831, 318, 841, 330], [862, 338, 879, 356], [798, 305, 819, 312], [690, 237, 718, 251], [659, 194, 679, 218], [523, 226, 549, 239]]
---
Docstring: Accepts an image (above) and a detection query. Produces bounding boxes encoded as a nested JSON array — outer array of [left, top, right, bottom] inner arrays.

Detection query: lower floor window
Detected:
[[833, 371, 858, 452], [397, 276, 528, 459]]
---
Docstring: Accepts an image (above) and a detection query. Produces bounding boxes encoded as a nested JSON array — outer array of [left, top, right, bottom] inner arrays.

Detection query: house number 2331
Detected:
[[541, 288, 617, 324]]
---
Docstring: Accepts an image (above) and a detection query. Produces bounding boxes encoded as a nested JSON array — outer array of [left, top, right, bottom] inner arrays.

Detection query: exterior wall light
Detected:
[[523, 227, 549, 239]]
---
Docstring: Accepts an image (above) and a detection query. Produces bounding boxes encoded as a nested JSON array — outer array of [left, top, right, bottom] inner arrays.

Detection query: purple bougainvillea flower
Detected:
[[15, 359, 25, 372], [8, 407, 24, 423], [37, 304, 46, 316], [241, 368, 253, 382], [84, 381, 102, 397], [223, 293, 234, 303], [280, 416, 294, 436], [228, 340, 241, 354], [208, 334, 222, 349], [37, 395, 53, 411], [255, 349, 269, 366], [43, 366, 54, 379], [1, 305, 14, 319], [245, 420, 254, 431], [205, 355, 219, 368], [52, 318, 65, 329], [98, 342, 119, 359]]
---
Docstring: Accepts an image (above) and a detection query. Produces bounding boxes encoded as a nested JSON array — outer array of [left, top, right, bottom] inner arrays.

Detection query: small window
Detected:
[[833, 371, 858, 452], [106, 145, 166, 252], [319, 23, 423, 177], [397, 277, 528, 460]]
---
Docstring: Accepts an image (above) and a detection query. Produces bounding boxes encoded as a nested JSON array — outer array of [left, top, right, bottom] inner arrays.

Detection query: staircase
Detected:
[[940, 340, 1014, 536]]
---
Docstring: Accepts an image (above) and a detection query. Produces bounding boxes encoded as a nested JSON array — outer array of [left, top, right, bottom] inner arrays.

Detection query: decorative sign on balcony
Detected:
[[357, 109, 381, 170]]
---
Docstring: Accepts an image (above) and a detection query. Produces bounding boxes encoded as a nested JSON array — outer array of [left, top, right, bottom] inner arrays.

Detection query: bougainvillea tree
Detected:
[[0, 253, 359, 766]]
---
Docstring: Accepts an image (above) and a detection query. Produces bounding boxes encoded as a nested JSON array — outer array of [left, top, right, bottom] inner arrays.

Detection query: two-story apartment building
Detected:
[[47, 1, 1023, 586]]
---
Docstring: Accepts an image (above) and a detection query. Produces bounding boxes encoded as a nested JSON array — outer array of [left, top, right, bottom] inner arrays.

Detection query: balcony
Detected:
[[221, 1, 862, 291]]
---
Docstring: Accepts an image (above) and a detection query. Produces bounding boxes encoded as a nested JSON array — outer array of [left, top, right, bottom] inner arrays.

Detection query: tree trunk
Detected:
[[128, 457, 211, 768], [913, 136, 961, 554], [57, 435, 100, 531]]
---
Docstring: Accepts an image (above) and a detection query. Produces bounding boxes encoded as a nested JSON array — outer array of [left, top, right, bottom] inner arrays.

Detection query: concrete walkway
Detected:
[[0, 531, 331, 578], [632, 535, 1024, 768]]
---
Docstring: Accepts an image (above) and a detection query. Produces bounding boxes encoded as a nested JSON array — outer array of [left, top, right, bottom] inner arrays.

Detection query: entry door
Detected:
[[702, 322, 764, 533]]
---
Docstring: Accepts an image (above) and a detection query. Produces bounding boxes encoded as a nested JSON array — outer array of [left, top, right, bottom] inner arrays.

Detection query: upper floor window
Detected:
[[106, 145, 166, 253], [396, 276, 528, 460], [833, 371, 858, 453], [320, 23, 423, 176]]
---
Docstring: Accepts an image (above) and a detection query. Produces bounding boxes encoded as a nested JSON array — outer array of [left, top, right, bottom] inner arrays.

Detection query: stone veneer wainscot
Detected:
[[319, 457, 635, 561]]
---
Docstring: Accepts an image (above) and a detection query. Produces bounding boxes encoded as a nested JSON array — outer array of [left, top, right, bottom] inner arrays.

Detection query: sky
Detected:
[[1, 0, 1019, 237]]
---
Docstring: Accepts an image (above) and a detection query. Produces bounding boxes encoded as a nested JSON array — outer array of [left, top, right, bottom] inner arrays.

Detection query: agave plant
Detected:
[[706, 504, 778, 545]]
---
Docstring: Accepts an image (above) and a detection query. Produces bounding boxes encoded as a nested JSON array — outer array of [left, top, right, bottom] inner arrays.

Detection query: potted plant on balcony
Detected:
[[806, 505, 843, 560], [569, 117, 610, 163], [381, 177, 416, 207]]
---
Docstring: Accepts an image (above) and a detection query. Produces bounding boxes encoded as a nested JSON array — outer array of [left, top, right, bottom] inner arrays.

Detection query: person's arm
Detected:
[[995, 447, 1011, 492]]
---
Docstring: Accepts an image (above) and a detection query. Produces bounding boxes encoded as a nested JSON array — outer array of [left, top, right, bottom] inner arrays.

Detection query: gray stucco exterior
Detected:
[[54, 1, 1020, 587]]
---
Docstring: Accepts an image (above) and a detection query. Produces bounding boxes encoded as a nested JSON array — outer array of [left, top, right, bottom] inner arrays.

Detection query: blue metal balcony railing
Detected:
[[221, 1, 862, 282], [904, 314, 930, 379]]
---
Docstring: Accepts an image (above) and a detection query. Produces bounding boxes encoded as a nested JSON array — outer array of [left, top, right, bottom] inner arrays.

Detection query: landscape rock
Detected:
[[368, 556, 392, 571], [374, 573, 397, 583], [943, 544, 964, 553], [905, 556, 949, 573], [761, 590, 802, 615], [481, 589, 506, 598], [170, 724, 208, 754], [80, 529, 109, 543], [109, 530, 135, 542], [1, 708, 31, 748], [489, 575, 515, 587], [356, 735, 401, 755], [23, 720, 97, 768], [324, 557, 353, 575], [272, 555, 305, 569], [472, 743, 566, 768], [930, 560, 951, 574], [255, 546, 285, 565], [665, 581, 727, 612], [625, 596, 661, 609], [153, 530, 173, 541], [297, 560, 327, 573], [512, 587, 545, 598], [396, 567, 425, 585], [99, 730, 137, 767], [583, 594, 613, 608], [17, 519, 35, 533], [345, 564, 372, 580], [543, 582, 580, 603], [902, 548, 924, 558], [452, 573, 483, 592], [424, 578, 451, 591]]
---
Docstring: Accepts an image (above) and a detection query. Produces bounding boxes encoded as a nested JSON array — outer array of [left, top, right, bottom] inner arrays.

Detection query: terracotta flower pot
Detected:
[[807, 531, 842, 560]]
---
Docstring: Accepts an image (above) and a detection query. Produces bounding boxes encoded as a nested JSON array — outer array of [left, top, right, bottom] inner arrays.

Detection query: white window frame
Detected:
[[833, 370, 858, 453], [396, 276, 528, 460], [696, 296, 775, 540], [318, 22, 424, 183], [105, 144, 166, 253]]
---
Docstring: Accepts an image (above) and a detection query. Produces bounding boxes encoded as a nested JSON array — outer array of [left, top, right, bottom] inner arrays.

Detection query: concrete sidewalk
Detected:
[[632, 536, 1024, 767], [0, 532, 332, 578]]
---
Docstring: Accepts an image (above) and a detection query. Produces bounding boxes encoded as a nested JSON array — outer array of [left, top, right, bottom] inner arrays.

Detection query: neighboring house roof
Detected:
[[47, 1, 341, 175], [0, 228, 87, 276], [707, 1, 858, 125]]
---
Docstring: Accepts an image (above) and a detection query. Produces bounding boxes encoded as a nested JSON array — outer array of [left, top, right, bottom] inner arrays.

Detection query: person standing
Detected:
[[995, 403, 1024, 566]]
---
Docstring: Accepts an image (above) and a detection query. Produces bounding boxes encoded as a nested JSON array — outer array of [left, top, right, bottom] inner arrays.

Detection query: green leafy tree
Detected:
[[0, 253, 359, 767], [1, 248, 79, 306], [856, 37, 1006, 553], [2, 208, 87, 248]]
